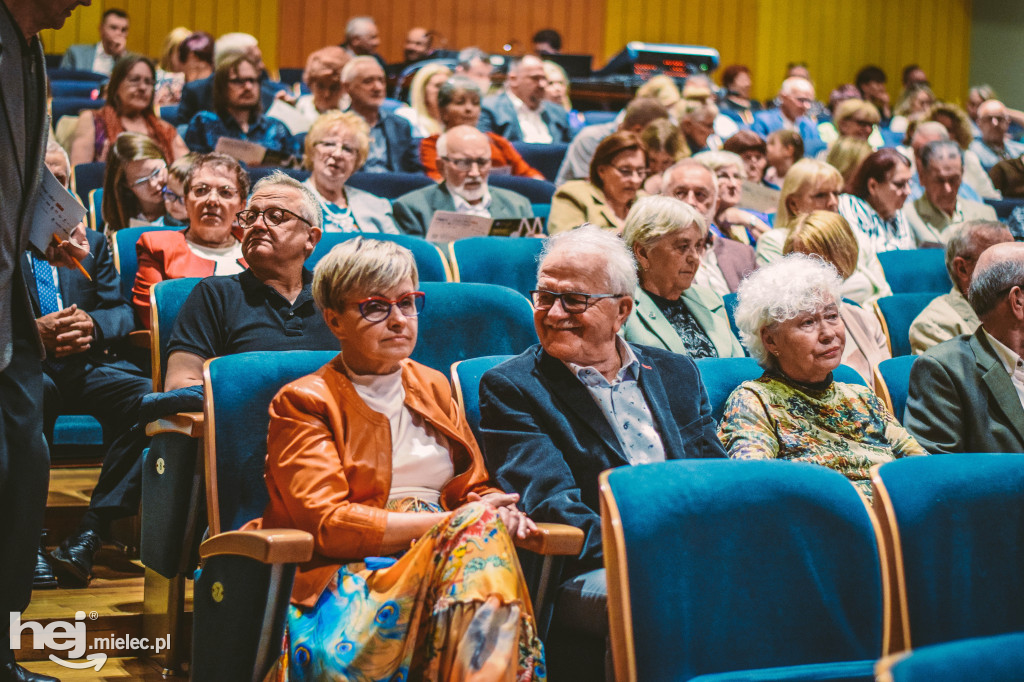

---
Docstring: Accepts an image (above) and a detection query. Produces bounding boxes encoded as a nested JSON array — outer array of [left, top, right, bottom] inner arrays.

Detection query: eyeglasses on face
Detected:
[[314, 140, 359, 156], [442, 156, 491, 171], [129, 163, 166, 187], [125, 76, 155, 88], [161, 187, 184, 204], [236, 207, 312, 228], [228, 77, 259, 87], [189, 184, 240, 200], [357, 291, 426, 322], [530, 289, 625, 313]]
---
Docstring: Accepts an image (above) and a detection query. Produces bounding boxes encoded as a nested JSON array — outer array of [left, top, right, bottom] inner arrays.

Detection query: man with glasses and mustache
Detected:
[[392, 125, 532, 237], [478, 225, 725, 680]]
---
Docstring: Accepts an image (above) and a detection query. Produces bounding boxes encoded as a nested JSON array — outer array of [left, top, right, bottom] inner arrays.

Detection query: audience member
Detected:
[[772, 62, 830, 122], [902, 64, 929, 89], [543, 60, 584, 136], [36, 143, 151, 589], [905, 140, 997, 244], [989, 152, 1024, 199], [153, 27, 191, 106], [61, 8, 129, 75], [342, 56, 422, 173], [453, 47, 493, 95], [162, 153, 195, 226], [901, 121, 966, 200], [855, 65, 892, 126], [246, 236, 544, 679], [694, 150, 771, 244], [838, 148, 916, 252], [677, 99, 722, 154], [421, 77, 543, 181], [70, 55, 187, 166], [909, 220, 1012, 354], [719, 254, 923, 497], [393, 126, 532, 237], [532, 28, 562, 55], [302, 111, 397, 233], [717, 64, 761, 127], [395, 62, 451, 137], [888, 83, 935, 136], [479, 226, 726, 677], [622, 196, 744, 358], [479, 55, 570, 144], [634, 74, 681, 109], [971, 99, 1024, 172], [341, 16, 386, 70], [906, 242, 1024, 452], [178, 31, 214, 84], [783, 211, 891, 387], [640, 118, 688, 194], [386, 26, 434, 76], [662, 160, 757, 295], [753, 77, 824, 156], [556, 97, 667, 185], [184, 53, 299, 164], [681, 74, 739, 141], [820, 98, 881, 150], [928, 102, 1001, 200], [100, 132, 170, 233], [723, 130, 779, 212], [826, 136, 872, 186], [763, 129, 804, 187], [295, 46, 350, 123], [548, 130, 646, 234], [133, 153, 248, 328]]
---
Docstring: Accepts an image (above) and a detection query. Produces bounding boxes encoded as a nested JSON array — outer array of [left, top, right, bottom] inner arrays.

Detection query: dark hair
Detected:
[[723, 130, 767, 156], [848, 148, 911, 201], [102, 8, 128, 22], [769, 129, 804, 160], [589, 131, 646, 189], [178, 31, 214, 66], [902, 64, 922, 86], [720, 64, 750, 90], [531, 29, 562, 51], [107, 54, 155, 114], [855, 65, 887, 88], [213, 53, 261, 119], [183, 152, 250, 198]]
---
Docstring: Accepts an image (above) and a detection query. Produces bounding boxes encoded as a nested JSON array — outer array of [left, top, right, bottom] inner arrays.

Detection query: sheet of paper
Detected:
[[266, 99, 314, 135], [425, 210, 493, 243], [28, 168, 88, 254], [215, 137, 267, 166]]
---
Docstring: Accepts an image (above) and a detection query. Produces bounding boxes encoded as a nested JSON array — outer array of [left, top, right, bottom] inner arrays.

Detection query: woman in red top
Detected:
[[420, 76, 545, 182]]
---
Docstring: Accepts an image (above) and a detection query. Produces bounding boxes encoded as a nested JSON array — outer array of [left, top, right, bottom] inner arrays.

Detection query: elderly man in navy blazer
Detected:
[[479, 54, 571, 144], [479, 225, 725, 678], [753, 77, 826, 157], [342, 56, 421, 174]]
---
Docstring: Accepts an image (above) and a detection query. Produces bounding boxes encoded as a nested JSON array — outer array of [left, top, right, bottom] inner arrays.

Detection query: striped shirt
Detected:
[[839, 193, 917, 253]]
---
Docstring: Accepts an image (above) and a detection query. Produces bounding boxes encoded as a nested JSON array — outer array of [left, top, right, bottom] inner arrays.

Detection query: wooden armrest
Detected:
[[200, 529, 314, 564], [145, 411, 204, 437], [514, 522, 584, 556], [129, 329, 151, 349]]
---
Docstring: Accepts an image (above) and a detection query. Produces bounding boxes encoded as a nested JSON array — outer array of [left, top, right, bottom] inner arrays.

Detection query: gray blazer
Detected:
[[622, 286, 745, 358], [0, 12, 48, 369], [392, 182, 533, 237], [59, 43, 98, 71], [905, 329, 1024, 454]]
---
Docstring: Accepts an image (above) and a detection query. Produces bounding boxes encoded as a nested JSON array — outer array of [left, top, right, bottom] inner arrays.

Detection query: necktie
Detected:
[[33, 255, 61, 315]]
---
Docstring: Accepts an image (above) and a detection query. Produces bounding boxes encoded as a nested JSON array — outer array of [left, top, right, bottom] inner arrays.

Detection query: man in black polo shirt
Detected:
[[163, 172, 336, 392]]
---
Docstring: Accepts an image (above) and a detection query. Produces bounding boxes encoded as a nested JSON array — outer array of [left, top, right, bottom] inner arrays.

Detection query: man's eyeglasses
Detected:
[[129, 164, 166, 187], [190, 184, 240, 200], [357, 291, 426, 322], [442, 156, 491, 171], [161, 187, 184, 204], [236, 207, 312, 228], [314, 140, 359, 156], [530, 290, 625, 314], [228, 77, 259, 87]]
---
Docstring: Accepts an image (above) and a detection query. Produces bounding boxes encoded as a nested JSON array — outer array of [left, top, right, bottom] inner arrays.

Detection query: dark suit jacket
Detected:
[[479, 92, 571, 144], [905, 329, 1024, 454], [23, 229, 137, 370], [479, 343, 726, 575], [374, 111, 422, 174], [714, 235, 757, 292], [391, 181, 533, 237], [175, 75, 290, 127]]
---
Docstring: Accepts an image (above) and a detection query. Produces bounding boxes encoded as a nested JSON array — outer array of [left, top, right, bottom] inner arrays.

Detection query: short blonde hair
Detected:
[[635, 74, 681, 109], [693, 150, 747, 179], [784, 210, 860, 280], [623, 195, 708, 250], [304, 111, 371, 170], [776, 159, 843, 227], [312, 237, 419, 313], [833, 98, 880, 126]]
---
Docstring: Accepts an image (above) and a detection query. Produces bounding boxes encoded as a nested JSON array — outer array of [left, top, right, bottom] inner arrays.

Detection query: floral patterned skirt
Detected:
[[281, 500, 546, 682]]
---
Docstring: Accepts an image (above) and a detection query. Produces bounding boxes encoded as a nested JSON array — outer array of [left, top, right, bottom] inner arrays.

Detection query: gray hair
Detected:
[[45, 139, 71, 176], [507, 54, 542, 76], [944, 220, 1010, 283], [345, 16, 376, 40], [910, 121, 950, 146], [780, 76, 814, 96], [539, 224, 638, 295], [919, 140, 963, 172], [312, 236, 418, 313], [693, 150, 747, 180], [968, 247, 1024, 317], [457, 47, 488, 70], [438, 76, 482, 110], [250, 171, 323, 229], [341, 55, 381, 84], [734, 253, 844, 368], [622, 195, 708, 250]]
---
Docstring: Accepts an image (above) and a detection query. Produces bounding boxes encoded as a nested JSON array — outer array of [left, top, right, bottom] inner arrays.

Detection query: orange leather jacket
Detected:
[[256, 355, 503, 607]]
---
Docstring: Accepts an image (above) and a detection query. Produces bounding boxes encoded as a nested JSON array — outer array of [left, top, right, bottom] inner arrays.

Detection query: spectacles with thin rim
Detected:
[[442, 156, 491, 171], [236, 207, 312, 228], [228, 77, 259, 87], [357, 291, 426, 322], [530, 289, 625, 314], [129, 163, 166, 187]]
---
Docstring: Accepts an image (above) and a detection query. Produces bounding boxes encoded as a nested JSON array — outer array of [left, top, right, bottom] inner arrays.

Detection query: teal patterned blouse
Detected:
[[718, 372, 926, 497]]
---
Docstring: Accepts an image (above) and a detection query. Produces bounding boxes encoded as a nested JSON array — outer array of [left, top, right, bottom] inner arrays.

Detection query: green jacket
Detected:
[[622, 286, 745, 358]]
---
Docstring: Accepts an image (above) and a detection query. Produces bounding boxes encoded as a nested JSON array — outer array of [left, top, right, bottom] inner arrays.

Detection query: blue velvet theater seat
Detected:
[[874, 355, 917, 423], [881, 632, 1024, 682], [306, 231, 451, 282], [876, 250, 948, 294], [448, 236, 544, 298], [601, 459, 885, 681], [111, 225, 181, 303], [873, 293, 937, 357], [510, 142, 569, 182]]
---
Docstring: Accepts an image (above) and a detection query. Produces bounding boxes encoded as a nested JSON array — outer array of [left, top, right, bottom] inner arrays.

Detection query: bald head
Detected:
[[508, 55, 548, 109], [404, 27, 431, 62], [977, 99, 1011, 147], [437, 125, 492, 201], [968, 242, 1024, 323]]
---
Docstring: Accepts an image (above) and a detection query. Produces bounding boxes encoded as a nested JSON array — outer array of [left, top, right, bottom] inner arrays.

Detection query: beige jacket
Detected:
[[841, 302, 891, 389], [909, 287, 980, 355]]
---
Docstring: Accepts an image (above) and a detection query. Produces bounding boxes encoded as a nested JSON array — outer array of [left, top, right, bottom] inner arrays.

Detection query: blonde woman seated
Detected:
[[257, 237, 546, 680], [784, 211, 891, 388], [302, 111, 398, 233], [395, 62, 451, 138], [718, 254, 924, 497], [621, 196, 744, 358]]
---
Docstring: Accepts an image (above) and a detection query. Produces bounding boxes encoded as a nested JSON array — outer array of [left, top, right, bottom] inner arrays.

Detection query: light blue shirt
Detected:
[[363, 118, 389, 173], [566, 339, 666, 465]]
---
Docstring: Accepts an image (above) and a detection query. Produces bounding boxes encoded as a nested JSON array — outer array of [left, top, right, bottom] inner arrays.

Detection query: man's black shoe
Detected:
[[49, 529, 101, 588], [32, 545, 57, 590], [0, 661, 60, 682]]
